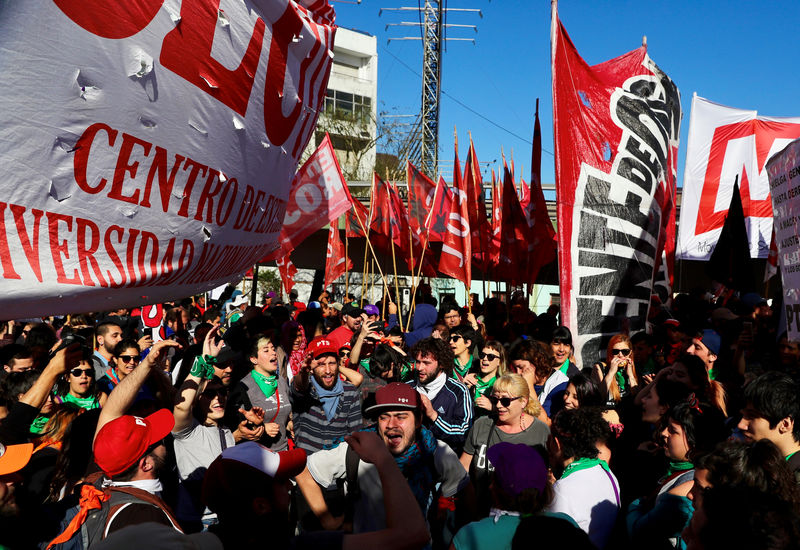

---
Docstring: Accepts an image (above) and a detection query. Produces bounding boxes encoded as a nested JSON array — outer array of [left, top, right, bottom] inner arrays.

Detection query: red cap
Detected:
[[307, 337, 337, 359], [93, 409, 175, 477], [365, 382, 421, 415]]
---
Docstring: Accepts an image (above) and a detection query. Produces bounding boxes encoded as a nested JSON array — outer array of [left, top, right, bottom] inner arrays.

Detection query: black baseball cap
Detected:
[[341, 303, 364, 318]]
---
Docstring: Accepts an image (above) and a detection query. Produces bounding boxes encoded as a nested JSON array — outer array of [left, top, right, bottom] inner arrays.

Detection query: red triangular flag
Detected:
[[438, 139, 472, 286], [324, 221, 352, 289]]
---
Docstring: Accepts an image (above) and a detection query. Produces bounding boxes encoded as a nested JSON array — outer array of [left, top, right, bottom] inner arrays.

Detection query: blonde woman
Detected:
[[459, 373, 550, 516]]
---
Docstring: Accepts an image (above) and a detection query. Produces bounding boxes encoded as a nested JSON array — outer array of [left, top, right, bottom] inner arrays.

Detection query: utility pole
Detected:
[[381, 4, 481, 179]]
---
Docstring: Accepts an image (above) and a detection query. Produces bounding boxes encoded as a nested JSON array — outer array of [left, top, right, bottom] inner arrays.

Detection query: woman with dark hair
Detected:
[[509, 340, 566, 420], [53, 351, 106, 410], [551, 326, 580, 378], [96, 338, 141, 394], [463, 340, 507, 416], [562, 372, 605, 410], [594, 334, 639, 406], [668, 355, 728, 417], [627, 399, 729, 549]]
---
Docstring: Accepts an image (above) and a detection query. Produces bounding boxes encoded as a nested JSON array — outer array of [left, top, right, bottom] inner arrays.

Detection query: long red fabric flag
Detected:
[[552, 7, 681, 366], [324, 221, 352, 289], [438, 141, 472, 286]]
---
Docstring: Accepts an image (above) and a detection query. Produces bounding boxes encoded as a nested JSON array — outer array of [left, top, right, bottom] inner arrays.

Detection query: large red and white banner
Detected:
[[552, 12, 681, 366], [0, 1, 335, 317], [677, 95, 800, 261], [765, 139, 800, 340]]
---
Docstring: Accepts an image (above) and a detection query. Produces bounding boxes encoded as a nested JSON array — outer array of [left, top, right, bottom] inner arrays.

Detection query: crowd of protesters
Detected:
[[1, 283, 800, 549]]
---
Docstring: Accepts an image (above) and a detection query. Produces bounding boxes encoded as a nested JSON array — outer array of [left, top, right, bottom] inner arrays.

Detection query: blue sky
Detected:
[[331, 0, 800, 188]]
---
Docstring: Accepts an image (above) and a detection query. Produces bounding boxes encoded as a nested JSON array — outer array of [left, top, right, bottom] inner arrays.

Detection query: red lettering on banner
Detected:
[[176, 159, 208, 218], [234, 184, 255, 230], [0, 203, 21, 279], [262, 6, 305, 147], [75, 123, 118, 194], [53, 0, 162, 40], [246, 190, 267, 232], [104, 225, 127, 287], [141, 148, 186, 212], [110, 133, 152, 205], [125, 228, 141, 285], [160, 0, 266, 117], [136, 231, 159, 285], [10, 205, 43, 283], [76, 217, 108, 287], [46, 212, 81, 285], [194, 169, 223, 223], [695, 120, 800, 234], [216, 177, 238, 227]]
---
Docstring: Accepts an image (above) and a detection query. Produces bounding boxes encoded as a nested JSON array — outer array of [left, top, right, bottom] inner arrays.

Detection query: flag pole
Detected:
[[390, 233, 404, 330], [344, 217, 349, 300]]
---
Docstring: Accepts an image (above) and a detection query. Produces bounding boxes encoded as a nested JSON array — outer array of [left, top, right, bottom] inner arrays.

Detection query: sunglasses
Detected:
[[201, 387, 227, 399], [70, 368, 94, 377], [449, 334, 463, 342], [612, 348, 631, 357], [479, 352, 499, 361], [488, 395, 522, 408], [118, 354, 141, 364]]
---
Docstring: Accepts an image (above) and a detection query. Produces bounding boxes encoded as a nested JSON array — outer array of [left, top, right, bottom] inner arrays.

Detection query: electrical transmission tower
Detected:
[[381, 3, 481, 179]]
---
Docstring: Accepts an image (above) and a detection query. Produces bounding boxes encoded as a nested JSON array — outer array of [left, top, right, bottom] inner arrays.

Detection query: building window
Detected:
[[324, 89, 371, 123]]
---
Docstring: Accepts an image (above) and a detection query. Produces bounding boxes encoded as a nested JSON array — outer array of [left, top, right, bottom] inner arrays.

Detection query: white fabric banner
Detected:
[[0, 0, 335, 318], [677, 95, 800, 261], [765, 139, 800, 341]]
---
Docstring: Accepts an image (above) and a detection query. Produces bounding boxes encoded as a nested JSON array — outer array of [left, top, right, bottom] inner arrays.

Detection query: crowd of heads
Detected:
[[0, 284, 799, 549]]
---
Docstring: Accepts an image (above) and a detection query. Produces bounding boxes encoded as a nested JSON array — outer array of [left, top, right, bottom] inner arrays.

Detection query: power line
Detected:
[[379, 44, 555, 157]]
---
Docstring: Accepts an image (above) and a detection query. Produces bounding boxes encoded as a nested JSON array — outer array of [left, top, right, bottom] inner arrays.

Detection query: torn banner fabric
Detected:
[[0, 0, 335, 317]]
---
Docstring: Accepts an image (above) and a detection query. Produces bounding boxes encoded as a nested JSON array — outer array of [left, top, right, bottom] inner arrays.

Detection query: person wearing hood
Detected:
[[387, 303, 438, 348]]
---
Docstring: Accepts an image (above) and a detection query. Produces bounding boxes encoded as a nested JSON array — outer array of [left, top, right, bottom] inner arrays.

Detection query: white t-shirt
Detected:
[[307, 438, 469, 533], [548, 464, 620, 549], [172, 420, 235, 522]]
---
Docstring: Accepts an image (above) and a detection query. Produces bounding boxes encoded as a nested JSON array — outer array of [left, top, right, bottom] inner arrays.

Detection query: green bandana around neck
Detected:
[[453, 355, 472, 378], [30, 415, 50, 434], [560, 457, 610, 480], [665, 460, 694, 477], [558, 359, 570, 376], [251, 369, 278, 399], [62, 393, 99, 410], [474, 374, 497, 401]]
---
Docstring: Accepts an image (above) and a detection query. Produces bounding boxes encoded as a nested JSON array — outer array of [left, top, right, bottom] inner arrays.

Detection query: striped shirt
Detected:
[[289, 379, 363, 454]]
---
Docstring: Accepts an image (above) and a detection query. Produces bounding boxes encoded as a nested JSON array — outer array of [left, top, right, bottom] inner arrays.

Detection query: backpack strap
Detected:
[[103, 487, 183, 537]]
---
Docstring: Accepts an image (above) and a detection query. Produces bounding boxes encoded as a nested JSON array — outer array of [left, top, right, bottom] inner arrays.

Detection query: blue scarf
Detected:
[[311, 376, 344, 421], [363, 425, 438, 512]]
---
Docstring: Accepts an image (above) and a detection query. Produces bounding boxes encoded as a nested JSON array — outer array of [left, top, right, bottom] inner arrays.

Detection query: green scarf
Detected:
[[30, 415, 49, 434], [62, 393, 99, 410], [252, 370, 278, 399], [474, 374, 497, 401], [561, 457, 610, 480], [453, 355, 472, 379], [665, 460, 694, 477], [615, 369, 628, 394], [558, 359, 571, 376]]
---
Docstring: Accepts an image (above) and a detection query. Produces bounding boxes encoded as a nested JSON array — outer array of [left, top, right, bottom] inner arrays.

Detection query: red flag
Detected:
[[324, 222, 351, 289], [489, 169, 502, 271], [262, 134, 352, 261], [464, 138, 492, 272], [499, 162, 530, 285], [276, 254, 298, 297], [407, 162, 451, 242], [438, 141, 472, 286], [345, 196, 371, 238], [519, 180, 531, 210], [522, 102, 558, 286], [552, 8, 681, 366]]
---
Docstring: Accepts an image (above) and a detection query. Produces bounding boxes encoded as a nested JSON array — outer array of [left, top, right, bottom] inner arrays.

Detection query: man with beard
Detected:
[[91, 321, 123, 379], [326, 303, 364, 351], [408, 337, 473, 454], [295, 383, 469, 535], [290, 337, 362, 454]]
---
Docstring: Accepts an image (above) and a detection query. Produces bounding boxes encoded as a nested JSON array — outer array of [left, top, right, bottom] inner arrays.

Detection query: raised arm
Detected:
[[173, 325, 223, 433], [20, 342, 82, 409], [342, 431, 429, 550], [95, 339, 181, 441]]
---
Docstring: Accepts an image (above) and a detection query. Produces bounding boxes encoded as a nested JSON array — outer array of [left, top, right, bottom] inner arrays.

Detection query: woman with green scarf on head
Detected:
[[627, 398, 729, 549], [226, 335, 293, 451], [462, 340, 507, 417]]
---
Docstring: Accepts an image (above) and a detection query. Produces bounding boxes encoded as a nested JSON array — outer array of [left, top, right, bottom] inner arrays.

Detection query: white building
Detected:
[[311, 27, 378, 182]]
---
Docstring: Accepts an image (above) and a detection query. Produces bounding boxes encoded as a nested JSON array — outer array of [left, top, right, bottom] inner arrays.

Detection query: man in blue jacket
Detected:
[[407, 337, 473, 454]]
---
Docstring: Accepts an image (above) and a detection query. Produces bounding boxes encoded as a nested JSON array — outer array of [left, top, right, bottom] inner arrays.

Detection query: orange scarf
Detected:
[[46, 484, 110, 549]]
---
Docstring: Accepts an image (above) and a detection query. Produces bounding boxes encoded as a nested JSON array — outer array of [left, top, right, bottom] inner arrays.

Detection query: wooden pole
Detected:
[[368, 258, 375, 303], [390, 237, 404, 329]]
